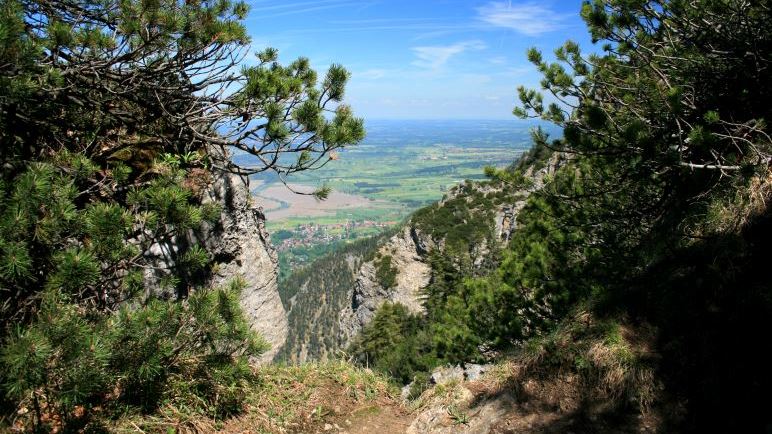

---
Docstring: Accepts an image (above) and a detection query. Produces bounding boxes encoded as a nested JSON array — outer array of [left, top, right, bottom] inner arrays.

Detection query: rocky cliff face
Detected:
[[338, 227, 432, 344], [144, 170, 288, 363], [196, 172, 287, 362], [335, 195, 516, 348], [337, 152, 566, 350], [494, 151, 564, 242]]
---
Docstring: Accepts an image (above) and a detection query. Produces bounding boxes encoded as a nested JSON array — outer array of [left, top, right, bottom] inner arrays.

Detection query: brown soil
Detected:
[[256, 183, 387, 220], [343, 402, 413, 434]]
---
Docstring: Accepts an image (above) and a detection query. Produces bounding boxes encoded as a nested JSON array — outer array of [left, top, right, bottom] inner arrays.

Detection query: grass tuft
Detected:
[[112, 361, 397, 433]]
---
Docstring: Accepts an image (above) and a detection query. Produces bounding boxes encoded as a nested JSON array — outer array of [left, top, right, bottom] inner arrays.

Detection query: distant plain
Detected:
[[247, 119, 552, 236]]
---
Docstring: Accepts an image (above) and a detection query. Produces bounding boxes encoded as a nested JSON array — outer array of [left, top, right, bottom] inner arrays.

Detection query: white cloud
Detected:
[[477, 2, 568, 36], [246, 0, 363, 19], [356, 69, 387, 80], [411, 40, 486, 70]]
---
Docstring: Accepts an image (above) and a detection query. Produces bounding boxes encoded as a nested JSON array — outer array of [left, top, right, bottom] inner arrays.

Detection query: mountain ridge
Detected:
[[278, 148, 565, 363]]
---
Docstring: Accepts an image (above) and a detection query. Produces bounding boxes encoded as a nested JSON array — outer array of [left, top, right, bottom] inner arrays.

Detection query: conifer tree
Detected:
[[0, 0, 363, 323], [478, 0, 772, 338], [483, 1, 771, 429], [0, 0, 363, 430]]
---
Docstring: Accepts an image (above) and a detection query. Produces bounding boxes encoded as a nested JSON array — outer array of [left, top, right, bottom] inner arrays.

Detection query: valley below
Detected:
[[4, 1, 767, 431], [247, 119, 554, 273]]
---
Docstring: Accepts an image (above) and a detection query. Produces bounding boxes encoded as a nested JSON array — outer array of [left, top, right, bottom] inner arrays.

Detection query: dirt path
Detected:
[[342, 403, 413, 434]]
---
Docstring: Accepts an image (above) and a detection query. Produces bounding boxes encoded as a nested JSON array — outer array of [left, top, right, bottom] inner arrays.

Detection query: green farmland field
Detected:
[[237, 119, 555, 270]]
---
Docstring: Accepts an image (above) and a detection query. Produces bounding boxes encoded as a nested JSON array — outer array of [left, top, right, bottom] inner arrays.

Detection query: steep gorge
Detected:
[[278, 151, 565, 363]]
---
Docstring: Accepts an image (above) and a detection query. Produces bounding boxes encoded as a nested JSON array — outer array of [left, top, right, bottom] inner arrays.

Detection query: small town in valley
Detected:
[[274, 220, 397, 252]]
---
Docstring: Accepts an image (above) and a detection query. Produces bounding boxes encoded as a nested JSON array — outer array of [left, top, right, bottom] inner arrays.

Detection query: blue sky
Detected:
[[243, 1, 593, 120]]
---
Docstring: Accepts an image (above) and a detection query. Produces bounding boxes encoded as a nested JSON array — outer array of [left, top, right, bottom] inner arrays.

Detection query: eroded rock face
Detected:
[[194, 172, 287, 363], [143, 170, 287, 363], [338, 226, 432, 344], [495, 152, 565, 242]]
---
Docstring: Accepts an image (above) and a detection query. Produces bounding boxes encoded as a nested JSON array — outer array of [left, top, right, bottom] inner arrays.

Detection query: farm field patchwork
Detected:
[[241, 119, 553, 271]]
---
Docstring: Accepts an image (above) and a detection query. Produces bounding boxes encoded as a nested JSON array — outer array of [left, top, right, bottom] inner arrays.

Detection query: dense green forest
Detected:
[[277, 231, 393, 362], [344, 1, 772, 431]]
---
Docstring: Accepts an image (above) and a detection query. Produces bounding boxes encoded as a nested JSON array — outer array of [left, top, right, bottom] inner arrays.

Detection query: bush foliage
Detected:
[[2, 280, 266, 428], [348, 2, 771, 430], [0, 0, 361, 430]]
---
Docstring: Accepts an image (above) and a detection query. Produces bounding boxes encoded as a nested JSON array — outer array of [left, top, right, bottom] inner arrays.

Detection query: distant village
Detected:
[[274, 219, 396, 252]]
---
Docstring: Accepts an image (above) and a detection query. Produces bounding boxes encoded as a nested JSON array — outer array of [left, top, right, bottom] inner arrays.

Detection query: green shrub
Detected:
[[1, 279, 266, 430], [374, 255, 398, 290]]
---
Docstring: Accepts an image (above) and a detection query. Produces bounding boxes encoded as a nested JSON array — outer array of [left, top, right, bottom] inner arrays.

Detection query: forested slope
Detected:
[[285, 1, 772, 431], [277, 233, 388, 362], [279, 146, 563, 367]]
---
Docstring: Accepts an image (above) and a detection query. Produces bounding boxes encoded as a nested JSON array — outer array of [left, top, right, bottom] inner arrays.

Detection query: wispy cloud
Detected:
[[246, 0, 367, 19], [411, 40, 486, 70], [477, 2, 569, 36], [356, 69, 387, 80]]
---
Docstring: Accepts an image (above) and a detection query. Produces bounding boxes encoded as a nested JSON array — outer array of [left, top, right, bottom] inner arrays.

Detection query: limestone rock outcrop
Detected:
[[195, 172, 287, 363], [338, 226, 432, 343], [144, 170, 288, 363]]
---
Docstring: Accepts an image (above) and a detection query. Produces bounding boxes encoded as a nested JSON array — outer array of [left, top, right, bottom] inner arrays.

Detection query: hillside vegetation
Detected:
[[290, 1, 772, 431], [1, 0, 770, 432], [277, 232, 393, 362]]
